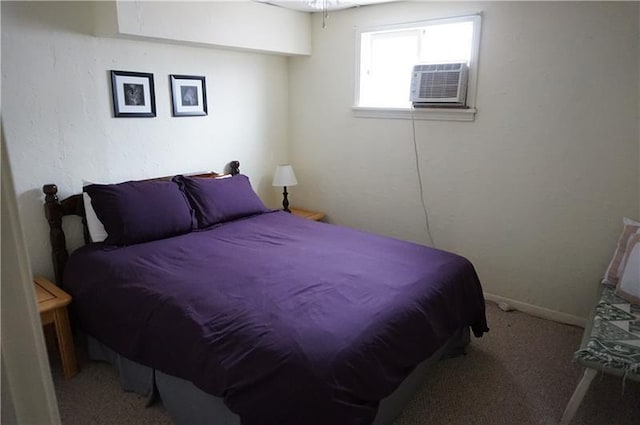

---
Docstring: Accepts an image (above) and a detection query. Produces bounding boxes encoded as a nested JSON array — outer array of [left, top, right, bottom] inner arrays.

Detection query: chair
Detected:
[[559, 286, 640, 425]]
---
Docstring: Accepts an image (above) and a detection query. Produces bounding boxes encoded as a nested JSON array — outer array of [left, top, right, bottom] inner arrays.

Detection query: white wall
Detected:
[[2, 1, 290, 281], [112, 1, 311, 55], [289, 1, 640, 320]]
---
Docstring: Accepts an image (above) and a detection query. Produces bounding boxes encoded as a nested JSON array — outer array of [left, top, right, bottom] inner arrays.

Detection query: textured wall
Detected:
[[288, 1, 640, 320], [2, 1, 290, 281], [113, 1, 311, 55]]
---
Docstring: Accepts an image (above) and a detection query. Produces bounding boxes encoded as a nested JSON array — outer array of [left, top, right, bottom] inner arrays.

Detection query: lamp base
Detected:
[[282, 187, 291, 213]]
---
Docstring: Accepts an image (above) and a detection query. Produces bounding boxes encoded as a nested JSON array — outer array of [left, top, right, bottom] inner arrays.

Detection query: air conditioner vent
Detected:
[[410, 62, 468, 106]]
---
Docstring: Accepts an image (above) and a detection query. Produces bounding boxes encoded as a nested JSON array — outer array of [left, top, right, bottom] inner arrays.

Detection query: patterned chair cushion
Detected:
[[574, 285, 640, 382]]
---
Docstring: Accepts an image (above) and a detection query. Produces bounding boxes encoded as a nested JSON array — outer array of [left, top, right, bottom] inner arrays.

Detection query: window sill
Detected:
[[352, 106, 476, 122]]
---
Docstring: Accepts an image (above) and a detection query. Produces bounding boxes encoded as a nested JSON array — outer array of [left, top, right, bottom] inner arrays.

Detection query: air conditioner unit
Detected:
[[409, 62, 468, 106]]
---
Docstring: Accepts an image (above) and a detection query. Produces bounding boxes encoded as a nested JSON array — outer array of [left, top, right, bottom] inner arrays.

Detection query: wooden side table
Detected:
[[290, 207, 325, 222], [34, 277, 78, 379]]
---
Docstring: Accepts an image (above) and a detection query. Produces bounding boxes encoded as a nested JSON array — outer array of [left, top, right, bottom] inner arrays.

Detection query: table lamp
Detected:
[[272, 164, 298, 213]]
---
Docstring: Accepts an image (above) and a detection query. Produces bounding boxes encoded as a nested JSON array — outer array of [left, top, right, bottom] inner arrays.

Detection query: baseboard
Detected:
[[484, 292, 587, 328]]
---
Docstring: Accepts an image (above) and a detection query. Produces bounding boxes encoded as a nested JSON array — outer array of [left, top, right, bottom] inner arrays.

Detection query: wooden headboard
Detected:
[[42, 160, 240, 286]]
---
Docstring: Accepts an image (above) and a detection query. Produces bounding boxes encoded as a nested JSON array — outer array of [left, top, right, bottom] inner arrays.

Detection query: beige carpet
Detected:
[[51, 302, 640, 425]]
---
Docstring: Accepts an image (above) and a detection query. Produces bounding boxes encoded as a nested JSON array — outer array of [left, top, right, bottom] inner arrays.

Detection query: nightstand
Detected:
[[34, 277, 78, 379], [290, 207, 325, 222]]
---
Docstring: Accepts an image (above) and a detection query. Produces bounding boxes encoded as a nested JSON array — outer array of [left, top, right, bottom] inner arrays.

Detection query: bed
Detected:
[[42, 161, 488, 425]]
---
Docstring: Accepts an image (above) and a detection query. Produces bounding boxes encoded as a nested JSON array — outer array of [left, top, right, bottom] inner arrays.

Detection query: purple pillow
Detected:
[[85, 180, 194, 246], [174, 174, 269, 228]]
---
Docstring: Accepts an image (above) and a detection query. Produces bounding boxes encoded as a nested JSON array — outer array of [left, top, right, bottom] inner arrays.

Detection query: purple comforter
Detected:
[[65, 211, 488, 425]]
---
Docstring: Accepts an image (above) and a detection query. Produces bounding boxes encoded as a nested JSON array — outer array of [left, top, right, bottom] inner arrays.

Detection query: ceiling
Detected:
[[254, 0, 398, 13]]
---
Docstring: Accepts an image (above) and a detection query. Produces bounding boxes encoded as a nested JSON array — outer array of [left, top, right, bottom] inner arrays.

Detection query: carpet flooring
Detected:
[[50, 302, 640, 425]]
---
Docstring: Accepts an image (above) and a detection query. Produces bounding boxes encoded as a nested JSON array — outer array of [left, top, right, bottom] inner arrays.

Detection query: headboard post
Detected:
[[43, 184, 68, 286], [229, 161, 240, 176]]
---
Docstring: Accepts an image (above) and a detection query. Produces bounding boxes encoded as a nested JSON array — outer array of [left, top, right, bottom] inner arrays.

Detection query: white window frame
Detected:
[[353, 14, 482, 122]]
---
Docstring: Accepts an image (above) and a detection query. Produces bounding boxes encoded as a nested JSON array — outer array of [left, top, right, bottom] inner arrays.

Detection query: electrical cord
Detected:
[[410, 105, 436, 247]]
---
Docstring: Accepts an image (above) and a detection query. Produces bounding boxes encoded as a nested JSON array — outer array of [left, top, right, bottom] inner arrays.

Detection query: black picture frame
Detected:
[[110, 70, 156, 118], [170, 75, 208, 117]]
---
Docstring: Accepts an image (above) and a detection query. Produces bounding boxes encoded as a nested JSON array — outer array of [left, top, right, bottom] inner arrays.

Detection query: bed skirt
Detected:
[[88, 327, 470, 425]]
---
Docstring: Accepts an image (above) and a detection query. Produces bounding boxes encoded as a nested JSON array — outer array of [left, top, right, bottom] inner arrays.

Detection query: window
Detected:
[[355, 15, 482, 120]]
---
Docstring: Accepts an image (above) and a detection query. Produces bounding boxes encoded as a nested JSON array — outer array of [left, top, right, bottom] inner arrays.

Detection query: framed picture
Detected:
[[110, 70, 156, 118], [170, 75, 207, 117]]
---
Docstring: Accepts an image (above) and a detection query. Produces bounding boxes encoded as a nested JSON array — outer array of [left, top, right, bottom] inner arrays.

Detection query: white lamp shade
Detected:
[[272, 164, 298, 187]]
